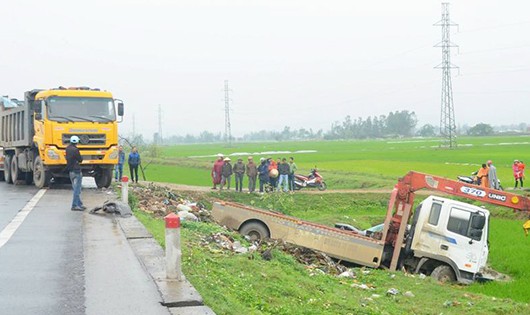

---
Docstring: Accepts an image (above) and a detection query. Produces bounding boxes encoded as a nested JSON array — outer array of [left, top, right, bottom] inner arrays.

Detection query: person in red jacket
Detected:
[[211, 154, 224, 189], [267, 157, 278, 188]]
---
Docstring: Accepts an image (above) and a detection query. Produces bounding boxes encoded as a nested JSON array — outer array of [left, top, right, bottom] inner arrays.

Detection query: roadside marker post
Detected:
[[121, 176, 129, 205], [165, 213, 183, 281]]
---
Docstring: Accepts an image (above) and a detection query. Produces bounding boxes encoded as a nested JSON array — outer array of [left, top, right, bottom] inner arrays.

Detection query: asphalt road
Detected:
[[0, 180, 170, 315]]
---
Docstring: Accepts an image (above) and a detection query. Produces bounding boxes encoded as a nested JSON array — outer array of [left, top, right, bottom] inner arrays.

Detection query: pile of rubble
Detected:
[[131, 182, 348, 276], [202, 232, 349, 276], [131, 183, 212, 222]]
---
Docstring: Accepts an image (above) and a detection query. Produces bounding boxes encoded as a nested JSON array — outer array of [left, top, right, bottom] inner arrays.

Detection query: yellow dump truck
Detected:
[[0, 87, 124, 188]]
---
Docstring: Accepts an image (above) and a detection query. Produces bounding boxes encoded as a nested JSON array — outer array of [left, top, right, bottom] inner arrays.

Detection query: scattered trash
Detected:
[[351, 283, 373, 290], [403, 291, 415, 298], [90, 200, 132, 217], [419, 273, 426, 280], [386, 288, 399, 296], [389, 274, 396, 279], [338, 270, 356, 279], [371, 294, 381, 299]]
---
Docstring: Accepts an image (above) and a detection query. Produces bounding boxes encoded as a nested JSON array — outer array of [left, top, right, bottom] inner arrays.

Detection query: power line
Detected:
[[224, 80, 232, 147], [434, 2, 458, 149]]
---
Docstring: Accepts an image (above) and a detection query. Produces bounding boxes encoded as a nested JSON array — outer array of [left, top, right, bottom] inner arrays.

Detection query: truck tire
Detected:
[[33, 156, 51, 188], [240, 222, 270, 242], [95, 168, 112, 188], [10, 156, 23, 185], [431, 265, 456, 283], [4, 155, 13, 184], [0, 170, 4, 181]]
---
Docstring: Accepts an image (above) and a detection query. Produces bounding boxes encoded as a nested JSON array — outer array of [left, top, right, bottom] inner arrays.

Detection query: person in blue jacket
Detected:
[[128, 147, 141, 183], [257, 158, 270, 193], [115, 145, 125, 182]]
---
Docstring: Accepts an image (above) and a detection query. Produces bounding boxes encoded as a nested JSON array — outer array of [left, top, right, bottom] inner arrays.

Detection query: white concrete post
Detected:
[[164, 213, 183, 280], [121, 175, 129, 205]]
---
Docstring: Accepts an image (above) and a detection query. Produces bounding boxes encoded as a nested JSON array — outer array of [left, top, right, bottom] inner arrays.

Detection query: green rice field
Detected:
[[144, 135, 529, 189]]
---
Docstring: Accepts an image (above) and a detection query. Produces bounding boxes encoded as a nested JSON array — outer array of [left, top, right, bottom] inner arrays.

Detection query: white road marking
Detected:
[[0, 189, 47, 249]]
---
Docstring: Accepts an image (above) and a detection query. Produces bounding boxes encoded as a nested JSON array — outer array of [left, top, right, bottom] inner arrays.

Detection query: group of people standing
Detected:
[[114, 145, 142, 183], [476, 159, 525, 190], [211, 154, 298, 193]]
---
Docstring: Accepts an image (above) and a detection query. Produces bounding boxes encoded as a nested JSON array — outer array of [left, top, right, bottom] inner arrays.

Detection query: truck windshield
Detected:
[[47, 97, 116, 122]]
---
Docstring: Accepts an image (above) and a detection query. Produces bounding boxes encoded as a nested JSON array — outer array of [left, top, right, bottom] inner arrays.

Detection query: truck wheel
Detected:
[[240, 222, 270, 242], [4, 155, 12, 184], [11, 156, 22, 185], [318, 182, 327, 191], [431, 265, 456, 283], [33, 156, 51, 188], [95, 168, 112, 188]]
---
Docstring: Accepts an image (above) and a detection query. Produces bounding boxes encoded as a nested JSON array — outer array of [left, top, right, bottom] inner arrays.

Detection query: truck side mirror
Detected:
[[117, 101, 124, 116], [34, 101, 43, 120], [470, 214, 485, 230]]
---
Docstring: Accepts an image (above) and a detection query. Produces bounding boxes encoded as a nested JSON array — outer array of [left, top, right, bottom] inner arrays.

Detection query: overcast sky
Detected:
[[1, 0, 529, 138]]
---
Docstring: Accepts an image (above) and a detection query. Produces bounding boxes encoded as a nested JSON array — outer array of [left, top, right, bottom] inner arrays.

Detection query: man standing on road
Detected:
[[487, 160, 499, 190], [115, 145, 125, 182], [246, 156, 257, 193], [128, 147, 141, 183], [288, 157, 297, 191], [66, 135, 85, 211], [233, 158, 245, 192]]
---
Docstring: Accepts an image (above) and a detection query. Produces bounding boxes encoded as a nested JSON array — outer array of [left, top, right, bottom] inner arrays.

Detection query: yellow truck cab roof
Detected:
[[35, 88, 113, 99]]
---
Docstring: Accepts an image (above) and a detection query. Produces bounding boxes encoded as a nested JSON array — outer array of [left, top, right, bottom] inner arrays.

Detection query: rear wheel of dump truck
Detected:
[[4, 155, 12, 184], [240, 222, 270, 242], [33, 156, 51, 188], [95, 168, 113, 188], [431, 265, 456, 283], [0, 169, 4, 181], [10, 156, 23, 185]]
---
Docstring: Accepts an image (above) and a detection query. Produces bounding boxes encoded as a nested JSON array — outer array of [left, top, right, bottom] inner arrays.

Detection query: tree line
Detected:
[[128, 110, 527, 145]]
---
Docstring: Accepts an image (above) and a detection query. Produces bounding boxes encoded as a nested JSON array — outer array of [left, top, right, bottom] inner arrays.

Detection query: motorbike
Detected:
[[457, 170, 503, 191], [294, 168, 327, 191]]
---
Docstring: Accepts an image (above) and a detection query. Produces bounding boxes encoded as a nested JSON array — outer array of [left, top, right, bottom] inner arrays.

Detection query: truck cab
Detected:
[[403, 196, 489, 284]]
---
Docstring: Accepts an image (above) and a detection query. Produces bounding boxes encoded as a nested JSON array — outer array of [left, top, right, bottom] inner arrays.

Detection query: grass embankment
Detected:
[[132, 190, 530, 314]]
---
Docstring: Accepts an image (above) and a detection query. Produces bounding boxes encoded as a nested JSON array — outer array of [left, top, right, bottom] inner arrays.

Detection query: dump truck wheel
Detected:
[[33, 156, 51, 188], [11, 156, 23, 185], [240, 222, 270, 242], [318, 182, 327, 191], [0, 171, 4, 182], [431, 265, 456, 283], [4, 155, 13, 184], [95, 168, 112, 188]]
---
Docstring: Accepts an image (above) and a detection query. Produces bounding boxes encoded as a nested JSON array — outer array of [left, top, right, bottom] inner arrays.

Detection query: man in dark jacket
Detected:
[[220, 157, 233, 190], [233, 158, 245, 192], [246, 156, 258, 193], [277, 158, 290, 192], [66, 135, 85, 211], [128, 147, 141, 183], [258, 158, 270, 193]]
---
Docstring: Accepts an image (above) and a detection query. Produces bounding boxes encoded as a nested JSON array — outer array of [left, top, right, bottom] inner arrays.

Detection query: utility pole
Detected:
[[434, 2, 458, 148], [158, 104, 163, 144], [224, 80, 232, 147]]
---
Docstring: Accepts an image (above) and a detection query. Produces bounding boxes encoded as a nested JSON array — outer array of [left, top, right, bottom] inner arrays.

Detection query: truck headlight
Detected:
[[47, 149, 60, 160], [109, 149, 118, 159]]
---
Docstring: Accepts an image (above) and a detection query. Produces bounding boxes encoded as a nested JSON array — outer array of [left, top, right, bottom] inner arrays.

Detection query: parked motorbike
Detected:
[[457, 170, 503, 190], [294, 168, 327, 191]]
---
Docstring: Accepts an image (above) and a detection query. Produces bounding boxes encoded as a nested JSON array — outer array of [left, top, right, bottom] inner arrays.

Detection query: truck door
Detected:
[[441, 206, 487, 276]]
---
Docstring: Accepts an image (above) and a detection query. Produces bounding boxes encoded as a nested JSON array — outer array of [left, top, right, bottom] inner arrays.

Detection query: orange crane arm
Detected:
[[382, 171, 530, 271]]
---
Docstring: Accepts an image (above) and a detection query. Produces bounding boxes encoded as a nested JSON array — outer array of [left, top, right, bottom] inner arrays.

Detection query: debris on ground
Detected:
[[130, 182, 212, 221], [403, 291, 415, 298], [90, 200, 132, 217], [386, 288, 399, 296]]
